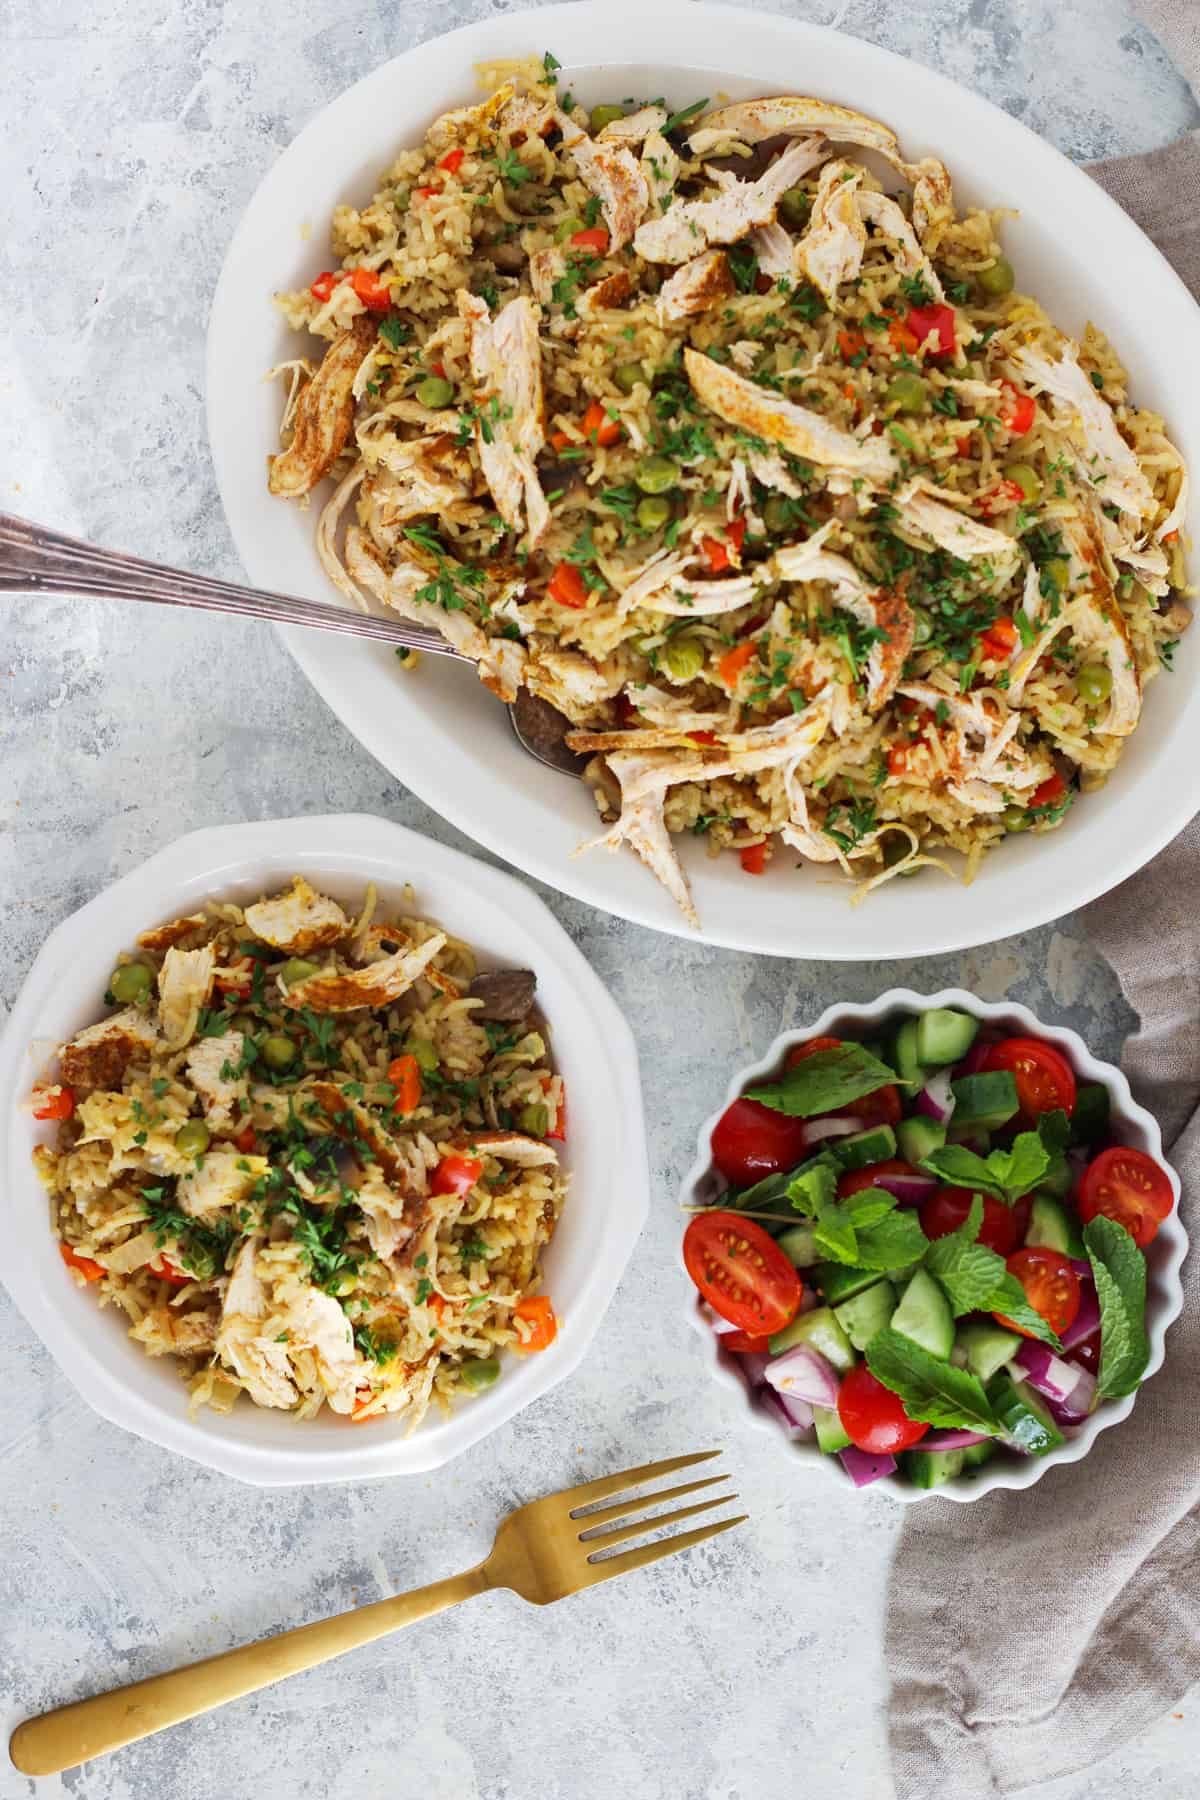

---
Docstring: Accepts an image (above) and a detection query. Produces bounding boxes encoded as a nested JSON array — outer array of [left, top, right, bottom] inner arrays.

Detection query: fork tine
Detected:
[[583, 1493, 737, 1555], [575, 1474, 727, 1531], [560, 1450, 721, 1514], [573, 1513, 748, 1590]]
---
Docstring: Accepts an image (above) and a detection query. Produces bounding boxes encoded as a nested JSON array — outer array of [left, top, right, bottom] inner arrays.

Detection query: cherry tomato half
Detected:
[[837, 1159, 919, 1201], [1077, 1146, 1174, 1248], [683, 1212, 802, 1336], [710, 1097, 810, 1186], [719, 1329, 773, 1354], [983, 1035, 1076, 1123], [837, 1364, 929, 1454], [919, 1186, 1020, 1255], [784, 1036, 843, 1068], [994, 1246, 1081, 1338]]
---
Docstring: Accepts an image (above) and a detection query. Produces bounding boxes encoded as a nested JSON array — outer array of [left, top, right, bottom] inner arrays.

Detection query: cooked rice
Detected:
[[265, 60, 1192, 923], [32, 878, 566, 1427]]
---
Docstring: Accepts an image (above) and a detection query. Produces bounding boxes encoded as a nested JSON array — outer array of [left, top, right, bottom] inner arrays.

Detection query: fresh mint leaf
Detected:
[[855, 1208, 929, 1271], [839, 1190, 896, 1231], [987, 1272, 1063, 1351], [814, 1206, 858, 1265], [786, 1159, 838, 1216], [866, 1329, 1000, 1435], [920, 1127, 1052, 1203], [1037, 1109, 1072, 1159], [1084, 1215, 1149, 1398], [745, 1043, 899, 1119], [922, 1193, 1061, 1346]]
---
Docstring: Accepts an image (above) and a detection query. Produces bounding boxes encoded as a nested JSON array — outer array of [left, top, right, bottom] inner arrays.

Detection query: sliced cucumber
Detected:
[[833, 1123, 897, 1169], [960, 1439, 997, 1471], [768, 1304, 856, 1369], [1036, 1155, 1073, 1200], [956, 1319, 1022, 1383], [951, 1070, 1019, 1130], [915, 1008, 979, 1068], [892, 1016, 927, 1090], [812, 1404, 853, 1454], [1071, 1082, 1110, 1145], [834, 1279, 895, 1351], [896, 1115, 946, 1165], [987, 1373, 1065, 1455], [815, 1261, 881, 1306], [901, 1447, 965, 1488], [1024, 1194, 1084, 1258], [775, 1224, 821, 1268], [891, 1268, 954, 1359]]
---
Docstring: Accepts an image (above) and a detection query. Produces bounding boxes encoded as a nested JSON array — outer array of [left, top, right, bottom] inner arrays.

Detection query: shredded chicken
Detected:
[[244, 875, 348, 954], [267, 317, 375, 498], [458, 292, 550, 546], [634, 137, 824, 264]]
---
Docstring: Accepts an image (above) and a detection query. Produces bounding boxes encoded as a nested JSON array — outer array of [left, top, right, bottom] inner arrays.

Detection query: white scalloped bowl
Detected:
[[0, 815, 649, 1485], [680, 988, 1187, 1504]]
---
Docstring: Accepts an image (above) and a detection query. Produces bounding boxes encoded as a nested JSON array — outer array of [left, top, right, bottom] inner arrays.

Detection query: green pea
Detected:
[[1005, 462, 1042, 503], [1002, 805, 1030, 833], [554, 213, 584, 243], [977, 256, 1015, 297], [614, 360, 646, 395], [405, 1036, 439, 1073], [279, 958, 320, 989], [1044, 557, 1071, 594], [1076, 663, 1113, 705], [884, 372, 928, 416], [589, 104, 626, 134], [518, 1101, 551, 1137], [260, 1033, 297, 1072], [634, 454, 679, 495], [660, 635, 706, 682], [911, 604, 934, 647], [176, 1120, 211, 1158], [882, 835, 914, 869], [109, 962, 153, 1005], [416, 375, 455, 409], [636, 495, 673, 532], [231, 1012, 258, 1037], [778, 186, 811, 230], [459, 1356, 501, 1392], [762, 494, 793, 535]]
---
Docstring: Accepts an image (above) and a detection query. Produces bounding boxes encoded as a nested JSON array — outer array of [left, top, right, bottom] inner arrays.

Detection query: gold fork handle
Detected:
[[9, 1564, 490, 1776]]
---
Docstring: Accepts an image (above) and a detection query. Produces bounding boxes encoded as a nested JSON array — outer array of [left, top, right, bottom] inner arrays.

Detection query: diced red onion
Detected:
[[797, 1287, 819, 1315], [916, 1068, 957, 1125], [1069, 1257, 1092, 1280], [1061, 1282, 1101, 1350], [955, 1040, 991, 1078], [765, 1343, 840, 1409], [916, 1429, 992, 1450], [1044, 1403, 1084, 1436], [733, 1352, 772, 1390], [840, 1446, 897, 1487], [798, 1116, 864, 1148], [1067, 1146, 1091, 1180], [874, 1171, 938, 1205], [1015, 1340, 1094, 1410], [707, 1307, 739, 1336], [760, 1387, 814, 1433], [1053, 1362, 1097, 1420]]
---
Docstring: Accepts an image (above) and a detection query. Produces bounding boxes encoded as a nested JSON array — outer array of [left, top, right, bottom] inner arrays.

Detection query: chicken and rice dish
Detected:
[[266, 54, 1191, 924], [31, 877, 566, 1425]]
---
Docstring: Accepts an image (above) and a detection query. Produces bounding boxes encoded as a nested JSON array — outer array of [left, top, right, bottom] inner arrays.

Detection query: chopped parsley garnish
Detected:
[[727, 242, 760, 295], [662, 96, 709, 135], [378, 316, 412, 351], [401, 523, 486, 614]]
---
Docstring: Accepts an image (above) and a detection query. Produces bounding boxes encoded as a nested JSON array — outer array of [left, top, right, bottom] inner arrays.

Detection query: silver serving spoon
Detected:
[[0, 512, 586, 777]]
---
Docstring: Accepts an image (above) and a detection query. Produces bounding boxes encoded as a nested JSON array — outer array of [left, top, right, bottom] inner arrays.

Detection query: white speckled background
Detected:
[[1, 1, 1198, 1794]]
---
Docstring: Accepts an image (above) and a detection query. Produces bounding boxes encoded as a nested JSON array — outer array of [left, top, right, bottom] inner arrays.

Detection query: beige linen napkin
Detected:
[[887, 5, 1200, 1793]]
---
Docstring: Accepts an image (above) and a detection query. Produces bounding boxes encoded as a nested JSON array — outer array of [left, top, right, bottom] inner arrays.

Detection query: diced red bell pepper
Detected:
[[60, 1243, 104, 1282], [907, 303, 957, 359], [571, 226, 610, 254], [977, 479, 1026, 516], [438, 148, 465, 174], [33, 1084, 75, 1121], [432, 1152, 485, 1197], [998, 381, 1036, 435], [547, 561, 589, 608], [310, 271, 338, 302], [978, 617, 1019, 660], [740, 842, 769, 875]]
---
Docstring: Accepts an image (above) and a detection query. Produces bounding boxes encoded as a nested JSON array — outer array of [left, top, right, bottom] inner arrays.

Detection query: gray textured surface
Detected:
[[1, 1, 1198, 1795]]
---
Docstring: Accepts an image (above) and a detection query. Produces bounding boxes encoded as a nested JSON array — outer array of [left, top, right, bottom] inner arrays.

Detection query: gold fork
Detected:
[[9, 1451, 744, 1776]]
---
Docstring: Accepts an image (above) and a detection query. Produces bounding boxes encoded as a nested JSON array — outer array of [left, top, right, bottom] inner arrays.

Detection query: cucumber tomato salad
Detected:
[[684, 1008, 1175, 1491]]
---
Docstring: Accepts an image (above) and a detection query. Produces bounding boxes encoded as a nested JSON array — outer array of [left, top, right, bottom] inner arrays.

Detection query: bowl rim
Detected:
[[0, 813, 649, 1485], [204, 0, 1200, 961], [678, 987, 1188, 1504]]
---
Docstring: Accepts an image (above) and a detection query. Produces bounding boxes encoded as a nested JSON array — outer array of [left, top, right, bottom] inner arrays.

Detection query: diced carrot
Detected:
[[689, 729, 720, 746], [718, 641, 756, 689], [837, 328, 865, 361], [571, 226, 609, 254], [234, 1123, 257, 1154], [702, 536, 731, 574], [415, 185, 438, 199], [888, 744, 910, 777], [60, 1243, 104, 1283], [514, 1294, 558, 1352], [582, 399, 622, 447], [1163, 529, 1180, 545], [727, 517, 746, 556], [977, 479, 1026, 517], [979, 617, 1019, 660], [213, 957, 253, 997], [888, 315, 919, 355], [151, 1256, 191, 1287], [33, 1083, 75, 1121], [348, 267, 392, 312], [754, 271, 774, 294], [739, 841, 768, 875], [438, 147, 465, 174], [549, 429, 573, 451], [956, 432, 975, 458], [547, 561, 589, 608], [387, 1053, 422, 1115], [430, 360, 447, 379]]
